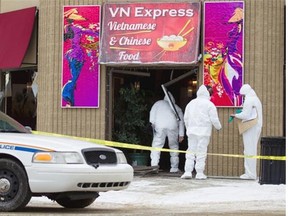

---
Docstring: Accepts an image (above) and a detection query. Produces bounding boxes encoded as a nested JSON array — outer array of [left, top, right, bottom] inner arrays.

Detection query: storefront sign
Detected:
[[203, 2, 244, 107], [61, 6, 101, 108], [100, 2, 201, 64]]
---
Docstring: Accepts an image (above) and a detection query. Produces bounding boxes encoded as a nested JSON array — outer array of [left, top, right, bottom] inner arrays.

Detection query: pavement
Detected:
[[95, 168, 286, 215], [1, 168, 286, 216]]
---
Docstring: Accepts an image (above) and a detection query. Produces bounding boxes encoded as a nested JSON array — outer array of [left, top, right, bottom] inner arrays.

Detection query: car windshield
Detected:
[[0, 111, 31, 133]]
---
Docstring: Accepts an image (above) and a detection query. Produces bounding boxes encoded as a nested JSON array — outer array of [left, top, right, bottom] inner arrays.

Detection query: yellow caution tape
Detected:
[[32, 131, 286, 161]]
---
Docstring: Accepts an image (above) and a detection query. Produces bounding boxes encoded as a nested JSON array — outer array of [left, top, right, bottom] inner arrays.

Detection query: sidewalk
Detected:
[[95, 170, 286, 215], [28, 170, 286, 215]]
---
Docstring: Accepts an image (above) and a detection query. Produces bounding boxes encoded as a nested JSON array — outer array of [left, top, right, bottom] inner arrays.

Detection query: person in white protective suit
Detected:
[[181, 85, 222, 180], [149, 92, 185, 173], [231, 84, 263, 180]]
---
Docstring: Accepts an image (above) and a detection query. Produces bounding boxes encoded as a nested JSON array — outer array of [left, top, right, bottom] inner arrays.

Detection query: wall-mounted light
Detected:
[[187, 80, 197, 97], [192, 80, 197, 88], [134, 81, 140, 91]]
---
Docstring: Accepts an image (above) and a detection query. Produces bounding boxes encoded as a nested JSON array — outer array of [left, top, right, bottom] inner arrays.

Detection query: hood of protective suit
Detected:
[[196, 85, 210, 99], [236, 84, 263, 128], [184, 84, 222, 136], [239, 84, 257, 97], [164, 92, 176, 103]]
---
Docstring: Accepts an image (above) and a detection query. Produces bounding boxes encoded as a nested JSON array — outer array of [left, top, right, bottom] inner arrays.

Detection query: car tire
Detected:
[[0, 158, 32, 212], [56, 196, 97, 208]]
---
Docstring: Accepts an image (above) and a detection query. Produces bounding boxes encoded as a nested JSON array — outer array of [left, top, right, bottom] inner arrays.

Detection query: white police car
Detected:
[[0, 111, 133, 212]]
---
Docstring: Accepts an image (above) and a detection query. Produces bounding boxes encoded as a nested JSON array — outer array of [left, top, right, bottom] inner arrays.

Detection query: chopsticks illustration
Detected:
[[177, 20, 194, 37]]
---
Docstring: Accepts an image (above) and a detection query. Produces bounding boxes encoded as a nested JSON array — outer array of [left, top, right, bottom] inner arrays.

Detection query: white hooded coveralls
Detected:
[[183, 85, 222, 175], [149, 93, 184, 170], [235, 84, 263, 179]]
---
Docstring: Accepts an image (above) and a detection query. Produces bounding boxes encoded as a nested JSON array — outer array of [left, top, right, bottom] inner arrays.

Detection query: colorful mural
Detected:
[[62, 6, 101, 108], [203, 2, 244, 107]]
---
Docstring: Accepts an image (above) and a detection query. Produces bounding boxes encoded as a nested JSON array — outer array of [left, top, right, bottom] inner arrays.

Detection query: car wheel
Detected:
[[56, 196, 97, 208], [0, 158, 32, 212]]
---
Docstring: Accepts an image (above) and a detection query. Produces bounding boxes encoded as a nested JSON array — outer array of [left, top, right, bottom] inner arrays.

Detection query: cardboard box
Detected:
[[237, 118, 258, 134]]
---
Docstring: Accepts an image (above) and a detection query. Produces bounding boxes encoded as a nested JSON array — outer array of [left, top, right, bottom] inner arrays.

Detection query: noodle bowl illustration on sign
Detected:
[[156, 20, 194, 52], [157, 35, 187, 51]]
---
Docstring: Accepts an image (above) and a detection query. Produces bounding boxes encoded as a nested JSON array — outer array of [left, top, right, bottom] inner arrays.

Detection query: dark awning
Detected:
[[0, 7, 36, 70]]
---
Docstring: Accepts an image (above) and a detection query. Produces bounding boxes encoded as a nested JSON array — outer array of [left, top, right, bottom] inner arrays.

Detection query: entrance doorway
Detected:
[[0, 70, 37, 130], [107, 66, 198, 171]]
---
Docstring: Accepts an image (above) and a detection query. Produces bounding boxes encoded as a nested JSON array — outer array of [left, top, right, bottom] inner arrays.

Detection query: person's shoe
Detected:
[[180, 172, 192, 179], [240, 174, 256, 180], [170, 168, 180, 173], [195, 173, 207, 180]]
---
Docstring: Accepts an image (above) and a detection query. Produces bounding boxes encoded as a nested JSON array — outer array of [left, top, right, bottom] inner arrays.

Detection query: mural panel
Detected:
[[203, 1, 244, 107], [62, 6, 101, 108]]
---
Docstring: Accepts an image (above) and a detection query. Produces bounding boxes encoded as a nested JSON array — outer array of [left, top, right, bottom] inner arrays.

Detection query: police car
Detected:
[[0, 111, 133, 212]]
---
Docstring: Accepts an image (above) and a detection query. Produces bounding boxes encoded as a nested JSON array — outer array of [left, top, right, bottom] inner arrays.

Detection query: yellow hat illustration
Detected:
[[64, 8, 86, 21], [228, 8, 243, 23]]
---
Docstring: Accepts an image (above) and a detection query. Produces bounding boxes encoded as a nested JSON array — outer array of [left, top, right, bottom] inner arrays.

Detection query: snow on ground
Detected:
[[97, 176, 285, 206], [30, 175, 286, 214]]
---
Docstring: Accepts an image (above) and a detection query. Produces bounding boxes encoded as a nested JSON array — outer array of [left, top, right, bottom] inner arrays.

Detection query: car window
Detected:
[[0, 111, 31, 133], [0, 120, 19, 132]]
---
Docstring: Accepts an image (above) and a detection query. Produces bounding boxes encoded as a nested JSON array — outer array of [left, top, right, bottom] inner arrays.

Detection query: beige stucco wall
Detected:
[[35, 0, 285, 176]]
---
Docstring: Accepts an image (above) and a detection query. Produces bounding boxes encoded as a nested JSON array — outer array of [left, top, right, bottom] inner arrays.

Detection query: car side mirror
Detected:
[[25, 126, 32, 132]]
